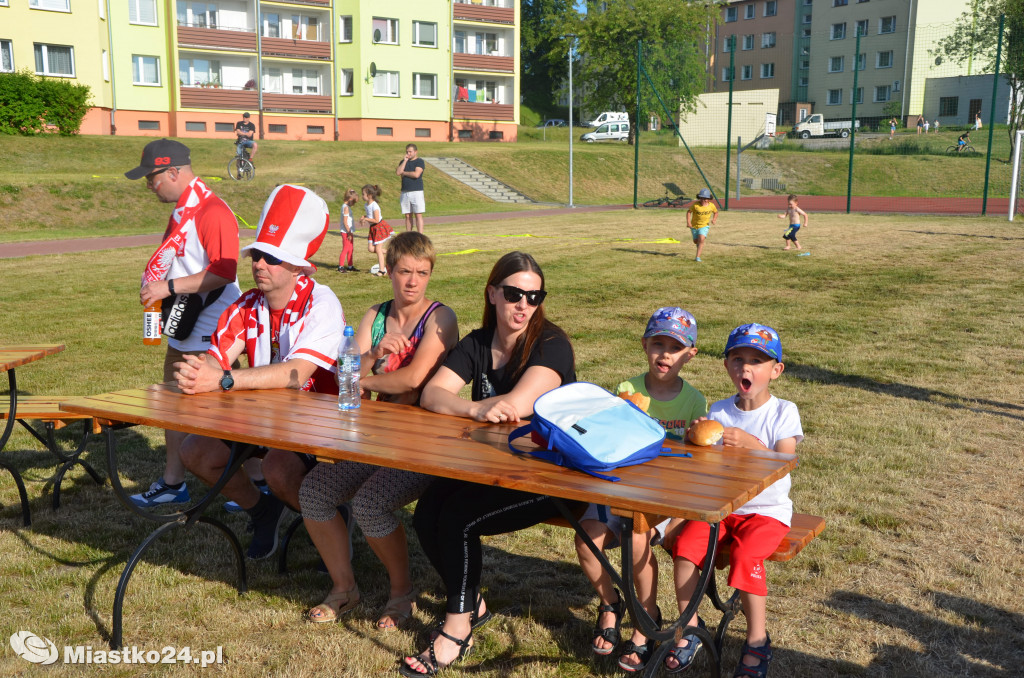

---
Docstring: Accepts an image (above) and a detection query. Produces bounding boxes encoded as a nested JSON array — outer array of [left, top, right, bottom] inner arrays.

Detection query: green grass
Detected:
[[1, 207, 1023, 676]]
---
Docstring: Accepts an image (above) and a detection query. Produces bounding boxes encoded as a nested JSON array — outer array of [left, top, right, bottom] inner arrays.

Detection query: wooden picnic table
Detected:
[[62, 384, 798, 675]]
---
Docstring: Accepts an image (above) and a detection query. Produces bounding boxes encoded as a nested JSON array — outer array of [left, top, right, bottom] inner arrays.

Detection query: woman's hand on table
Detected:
[[471, 399, 521, 423]]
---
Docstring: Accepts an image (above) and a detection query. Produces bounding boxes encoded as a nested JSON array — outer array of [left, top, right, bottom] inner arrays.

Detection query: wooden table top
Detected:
[[61, 384, 797, 523], [0, 344, 65, 372]]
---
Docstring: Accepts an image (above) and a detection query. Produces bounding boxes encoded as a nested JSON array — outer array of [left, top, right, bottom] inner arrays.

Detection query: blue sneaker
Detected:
[[224, 480, 271, 514], [695, 256, 702, 262], [129, 478, 190, 508]]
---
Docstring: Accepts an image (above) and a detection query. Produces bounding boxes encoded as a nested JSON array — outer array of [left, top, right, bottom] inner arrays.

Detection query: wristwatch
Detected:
[[219, 370, 235, 392]]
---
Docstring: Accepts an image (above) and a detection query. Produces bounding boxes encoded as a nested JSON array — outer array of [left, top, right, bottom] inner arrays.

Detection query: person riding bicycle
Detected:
[[235, 112, 257, 161], [957, 131, 971, 153]]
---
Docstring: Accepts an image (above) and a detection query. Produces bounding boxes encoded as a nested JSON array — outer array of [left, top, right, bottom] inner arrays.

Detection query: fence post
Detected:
[[982, 14, 1005, 216], [847, 31, 862, 214], [634, 40, 642, 209], [725, 37, 735, 210]]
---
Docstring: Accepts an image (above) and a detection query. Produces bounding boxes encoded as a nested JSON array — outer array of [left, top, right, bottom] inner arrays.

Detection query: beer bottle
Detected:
[[143, 300, 162, 345]]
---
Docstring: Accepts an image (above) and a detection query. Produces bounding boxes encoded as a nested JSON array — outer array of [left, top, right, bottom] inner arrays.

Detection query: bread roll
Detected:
[[688, 420, 724, 446], [618, 390, 651, 413]]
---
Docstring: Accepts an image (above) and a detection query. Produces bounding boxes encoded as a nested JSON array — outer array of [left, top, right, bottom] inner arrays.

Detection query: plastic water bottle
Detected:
[[337, 325, 361, 411]]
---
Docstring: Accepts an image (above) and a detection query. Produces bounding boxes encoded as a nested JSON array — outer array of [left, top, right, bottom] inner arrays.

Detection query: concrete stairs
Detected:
[[423, 157, 535, 204]]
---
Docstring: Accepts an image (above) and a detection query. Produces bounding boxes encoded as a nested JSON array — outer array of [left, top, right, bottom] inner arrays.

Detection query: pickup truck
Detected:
[[791, 114, 860, 139]]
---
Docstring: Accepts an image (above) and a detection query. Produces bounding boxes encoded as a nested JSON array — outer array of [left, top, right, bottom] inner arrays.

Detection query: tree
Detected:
[[521, 0, 573, 117], [933, 0, 1024, 146], [564, 0, 719, 143]]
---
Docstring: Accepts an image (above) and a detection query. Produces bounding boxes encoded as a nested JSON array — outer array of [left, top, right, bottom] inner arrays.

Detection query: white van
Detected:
[[587, 111, 628, 127], [580, 121, 630, 143]]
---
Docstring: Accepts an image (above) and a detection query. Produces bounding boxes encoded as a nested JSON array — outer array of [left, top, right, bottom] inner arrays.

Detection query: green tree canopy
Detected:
[[521, 0, 573, 117]]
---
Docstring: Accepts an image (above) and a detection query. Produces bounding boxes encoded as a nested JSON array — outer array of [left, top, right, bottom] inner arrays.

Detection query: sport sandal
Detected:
[[617, 607, 662, 673], [307, 586, 360, 623], [733, 633, 773, 678], [592, 588, 625, 656], [665, 617, 706, 674], [399, 625, 473, 677], [472, 593, 493, 631]]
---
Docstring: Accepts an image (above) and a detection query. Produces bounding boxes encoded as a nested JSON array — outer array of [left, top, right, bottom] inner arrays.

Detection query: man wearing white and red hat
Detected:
[[174, 184, 345, 560]]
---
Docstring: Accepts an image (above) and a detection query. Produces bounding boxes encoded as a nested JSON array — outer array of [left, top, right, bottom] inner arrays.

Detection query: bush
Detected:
[[0, 69, 91, 136]]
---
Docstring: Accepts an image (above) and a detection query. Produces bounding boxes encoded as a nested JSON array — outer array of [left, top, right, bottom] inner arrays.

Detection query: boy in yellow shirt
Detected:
[[686, 188, 717, 262]]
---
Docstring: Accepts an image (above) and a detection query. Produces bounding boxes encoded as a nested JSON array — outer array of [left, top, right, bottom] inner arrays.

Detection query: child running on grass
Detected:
[[686, 188, 717, 262], [664, 323, 802, 678], [361, 184, 394, 276], [777, 194, 808, 251], [574, 307, 708, 673], [338, 189, 358, 272]]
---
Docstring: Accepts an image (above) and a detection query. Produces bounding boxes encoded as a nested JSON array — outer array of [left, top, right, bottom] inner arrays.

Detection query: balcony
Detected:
[[177, 25, 258, 52], [453, 53, 514, 73], [267, 0, 330, 5], [262, 92, 332, 113], [180, 86, 259, 110], [260, 36, 331, 60], [453, 2, 514, 25], [453, 101, 514, 121]]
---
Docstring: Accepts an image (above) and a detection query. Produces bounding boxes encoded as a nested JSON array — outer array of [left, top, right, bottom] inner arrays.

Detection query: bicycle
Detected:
[[945, 144, 976, 155], [641, 195, 692, 208], [227, 143, 255, 181]]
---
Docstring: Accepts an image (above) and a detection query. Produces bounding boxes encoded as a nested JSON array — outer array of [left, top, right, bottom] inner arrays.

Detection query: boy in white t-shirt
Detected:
[[664, 323, 802, 678]]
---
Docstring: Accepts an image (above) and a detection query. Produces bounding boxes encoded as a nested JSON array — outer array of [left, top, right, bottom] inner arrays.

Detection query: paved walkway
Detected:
[[0, 204, 631, 259]]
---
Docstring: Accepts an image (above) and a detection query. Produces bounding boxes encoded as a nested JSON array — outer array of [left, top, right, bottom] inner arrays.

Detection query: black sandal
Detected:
[[472, 593, 493, 630], [399, 626, 473, 677], [732, 634, 772, 678], [591, 588, 625, 656], [616, 606, 662, 673]]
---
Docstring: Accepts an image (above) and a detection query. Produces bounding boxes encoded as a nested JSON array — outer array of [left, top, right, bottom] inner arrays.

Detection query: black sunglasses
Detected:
[[250, 250, 284, 266], [145, 166, 173, 183], [501, 285, 547, 306]]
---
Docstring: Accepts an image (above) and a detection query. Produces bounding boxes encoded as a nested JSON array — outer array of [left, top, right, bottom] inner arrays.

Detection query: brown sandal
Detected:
[[376, 589, 418, 630], [307, 586, 360, 623]]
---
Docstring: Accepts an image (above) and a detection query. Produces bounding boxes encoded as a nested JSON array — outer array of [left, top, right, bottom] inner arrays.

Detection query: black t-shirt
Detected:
[[236, 120, 255, 139], [400, 157, 426, 193], [443, 325, 575, 401]]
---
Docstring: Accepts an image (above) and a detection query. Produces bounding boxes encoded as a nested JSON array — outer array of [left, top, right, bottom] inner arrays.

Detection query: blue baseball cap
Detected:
[[644, 307, 697, 348], [725, 323, 782, 361]]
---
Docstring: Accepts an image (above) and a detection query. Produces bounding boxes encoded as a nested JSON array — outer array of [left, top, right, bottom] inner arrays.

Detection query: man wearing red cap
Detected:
[[174, 184, 345, 559], [125, 138, 242, 509]]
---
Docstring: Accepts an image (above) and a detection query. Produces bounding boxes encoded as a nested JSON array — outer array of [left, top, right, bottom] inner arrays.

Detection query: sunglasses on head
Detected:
[[500, 285, 546, 306], [250, 250, 284, 266]]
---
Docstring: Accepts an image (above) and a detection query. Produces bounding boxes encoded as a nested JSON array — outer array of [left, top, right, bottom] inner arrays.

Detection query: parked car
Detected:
[[580, 121, 630, 142], [587, 111, 629, 127], [537, 119, 567, 128]]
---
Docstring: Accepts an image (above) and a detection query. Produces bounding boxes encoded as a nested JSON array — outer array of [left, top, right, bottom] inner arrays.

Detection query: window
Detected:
[[373, 70, 399, 97], [339, 16, 352, 42], [268, 124, 288, 133], [476, 32, 498, 55], [489, 131, 504, 140], [741, 64, 753, 80], [853, 87, 863, 104], [743, 34, 754, 50], [34, 44, 74, 77], [457, 129, 473, 139], [132, 55, 160, 85], [760, 62, 774, 78], [215, 122, 235, 132], [799, 76, 809, 86], [802, 28, 812, 37], [722, 67, 733, 82], [856, 19, 868, 36], [857, 52, 866, 70], [372, 17, 398, 44], [879, 16, 895, 33], [179, 1, 217, 29], [138, 120, 160, 130], [804, 0, 813, 4], [833, 0, 847, 5], [725, 6, 737, 22], [800, 58, 809, 69], [307, 125, 325, 134], [876, 50, 893, 68], [1, 40, 13, 73], [262, 66, 282, 93], [377, 127, 394, 136], [413, 73, 437, 98], [803, 14, 813, 23], [762, 32, 776, 48], [340, 68, 353, 96], [291, 68, 320, 94], [413, 21, 437, 47], [939, 96, 958, 117], [874, 84, 891, 102], [474, 80, 498, 103], [179, 58, 221, 86], [454, 30, 467, 53], [29, 0, 69, 11], [831, 23, 846, 39], [827, 89, 842, 105], [185, 121, 207, 132], [722, 37, 733, 53], [290, 15, 320, 41], [764, 1, 777, 16], [415, 128, 431, 137], [264, 13, 281, 37], [829, 56, 844, 72], [745, 4, 755, 19], [129, 0, 157, 25]]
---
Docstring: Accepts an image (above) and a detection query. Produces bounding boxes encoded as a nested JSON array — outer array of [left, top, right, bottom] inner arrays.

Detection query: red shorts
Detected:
[[671, 513, 789, 596]]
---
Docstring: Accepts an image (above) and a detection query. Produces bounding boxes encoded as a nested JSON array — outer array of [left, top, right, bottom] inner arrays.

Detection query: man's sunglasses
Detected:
[[250, 250, 284, 266], [145, 166, 174, 184], [501, 285, 547, 306]]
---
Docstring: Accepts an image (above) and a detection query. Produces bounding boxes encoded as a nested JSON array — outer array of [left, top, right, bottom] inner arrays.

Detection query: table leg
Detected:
[[104, 425, 253, 649], [0, 368, 30, 527], [15, 418, 104, 509]]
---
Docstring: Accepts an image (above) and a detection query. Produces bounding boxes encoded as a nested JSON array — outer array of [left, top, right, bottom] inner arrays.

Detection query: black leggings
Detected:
[[413, 477, 581, 615]]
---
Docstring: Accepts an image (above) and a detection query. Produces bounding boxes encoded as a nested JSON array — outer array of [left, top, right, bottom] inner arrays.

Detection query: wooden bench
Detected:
[[0, 396, 105, 519]]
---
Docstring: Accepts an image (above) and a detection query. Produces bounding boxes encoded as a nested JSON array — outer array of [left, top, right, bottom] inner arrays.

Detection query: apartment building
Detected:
[[0, 0, 519, 142], [710, 0, 797, 100]]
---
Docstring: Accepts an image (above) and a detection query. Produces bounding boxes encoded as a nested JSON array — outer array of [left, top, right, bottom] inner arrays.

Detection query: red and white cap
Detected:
[[242, 184, 329, 275]]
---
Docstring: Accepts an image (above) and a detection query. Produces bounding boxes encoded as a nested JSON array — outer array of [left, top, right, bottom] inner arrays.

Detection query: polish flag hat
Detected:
[[243, 184, 330, 275]]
